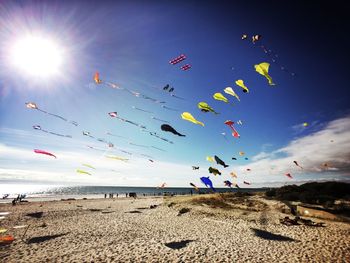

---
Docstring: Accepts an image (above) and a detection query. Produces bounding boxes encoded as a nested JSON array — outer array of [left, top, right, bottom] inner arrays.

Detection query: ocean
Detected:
[[0, 184, 267, 203]]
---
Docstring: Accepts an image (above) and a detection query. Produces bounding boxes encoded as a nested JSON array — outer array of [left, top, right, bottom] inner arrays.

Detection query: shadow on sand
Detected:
[[165, 240, 195, 249], [26, 233, 69, 244], [251, 228, 297, 242]]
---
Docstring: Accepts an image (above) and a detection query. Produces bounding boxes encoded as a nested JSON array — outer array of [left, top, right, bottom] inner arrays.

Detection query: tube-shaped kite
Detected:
[[235, 80, 249, 93], [213, 93, 228, 103], [181, 112, 204, 126], [34, 149, 57, 158], [224, 87, 240, 101], [254, 62, 275, 85], [224, 120, 240, 138]]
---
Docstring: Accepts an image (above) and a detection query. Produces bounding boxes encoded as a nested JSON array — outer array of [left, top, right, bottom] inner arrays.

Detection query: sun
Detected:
[[10, 35, 63, 78]]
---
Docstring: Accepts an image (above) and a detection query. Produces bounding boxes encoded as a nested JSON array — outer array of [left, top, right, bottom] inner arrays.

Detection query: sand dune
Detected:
[[0, 195, 349, 262]]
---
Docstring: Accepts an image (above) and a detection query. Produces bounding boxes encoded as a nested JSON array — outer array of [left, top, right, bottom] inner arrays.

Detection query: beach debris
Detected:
[[164, 240, 194, 250], [0, 235, 15, 246], [224, 120, 240, 138], [161, 124, 185, 137], [150, 205, 158, 209], [26, 233, 68, 244], [235, 80, 249, 93], [214, 155, 229, 168], [213, 92, 229, 103], [280, 216, 325, 227], [251, 228, 296, 241], [25, 102, 78, 126], [197, 102, 219, 114], [13, 225, 28, 229], [208, 167, 221, 176], [200, 177, 215, 191], [126, 211, 142, 214], [224, 87, 240, 101], [178, 208, 191, 216], [89, 209, 102, 212], [26, 212, 43, 218], [32, 125, 72, 138], [0, 212, 10, 216], [255, 62, 275, 86], [192, 166, 199, 170], [34, 149, 57, 158], [0, 228, 7, 234], [181, 112, 204, 126]]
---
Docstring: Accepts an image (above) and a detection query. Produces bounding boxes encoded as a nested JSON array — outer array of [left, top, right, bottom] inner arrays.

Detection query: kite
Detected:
[[213, 92, 228, 103], [141, 154, 154, 159], [230, 171, 237, 178], [224, 87, 240, 101], [94, 72, 102, 84], [170, 93, 185, 100], [161, 105, 179, 111], [214, 155, 229, 168], [151, 117, 170, 124], [252, 34, 262, 43], [243, 181, 251, 185], [119, 149, 133, 155], [181, 112, 204, 126], [200, 177, 215, 191], [181, 64, 191, 71], [132, 106, 154, 114], [34, 149, 56, 158], [254, 62, 275, 86], [244, 157, 249, 160], [108, 112, 147, 129], [129, 142, 149, 148], [25, 102, 77, 126], [303, 122, 308, 127], [106, 132, 128, 140], [158, 182, 166, 188], [161, 124, 185, 137], [197, 102, 219, 114], [239, 151, 245, 156], [237, 120, 243, 125], [206, 156, 214, 162], [76, 169, 91, 175], [293, 161, 303, 169], [224, 180, 233, 188], [169, 54, 186, 65], [163, 84, 172, 91], [83, 131, 113, 147], [106, 155, 129, 162], [148, 159, 154, 162], [146, 131, 174, 144], [285, 173, 293, 179], [192, 166, 199, 170], [232, 157, 237, 160], [208, 167, 221, 176], [190, 183, 199, 192], [33, 125, 72, 138], [241, 34, 248, 40], [246, 168, 251, 172], [224, 120, 240, 138], [235, 80, 249, 93], [221, 132, 229, 141], [151, 146, 166, 152], [82, 164, 95, 169]]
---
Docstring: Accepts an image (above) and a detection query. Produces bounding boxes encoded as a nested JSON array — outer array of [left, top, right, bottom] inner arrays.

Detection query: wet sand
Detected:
[[0, 195, 349, 262]]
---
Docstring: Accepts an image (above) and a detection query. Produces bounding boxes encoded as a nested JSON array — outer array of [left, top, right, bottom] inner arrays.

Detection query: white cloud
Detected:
[[235, 116, 350, 184]]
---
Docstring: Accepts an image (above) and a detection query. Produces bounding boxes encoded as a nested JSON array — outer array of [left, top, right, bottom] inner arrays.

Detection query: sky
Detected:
[[0, 0, 349, 188]]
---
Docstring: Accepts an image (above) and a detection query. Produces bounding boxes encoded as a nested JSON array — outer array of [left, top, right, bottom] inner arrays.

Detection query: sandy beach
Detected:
[[0, 194, 349, 262]]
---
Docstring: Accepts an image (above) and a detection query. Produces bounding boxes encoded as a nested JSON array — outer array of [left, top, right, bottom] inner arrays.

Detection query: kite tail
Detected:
[[224, 164, 229, 168]]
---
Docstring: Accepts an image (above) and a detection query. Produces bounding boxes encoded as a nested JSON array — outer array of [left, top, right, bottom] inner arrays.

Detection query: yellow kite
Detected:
[[206, 156, 214, 162], [235, 80, 249, 93], [254, 62, 275, 85], [76, 169, 91, 175], [224, 87, 240, 101], [181, 112, 204, 126], [106, 155, 129, 162], [213, 92, 228, 103], [82, 164, 95, 169]]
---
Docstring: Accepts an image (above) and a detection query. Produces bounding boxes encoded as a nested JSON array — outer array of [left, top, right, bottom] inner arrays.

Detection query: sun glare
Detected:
[[10, 35, 63, 78]]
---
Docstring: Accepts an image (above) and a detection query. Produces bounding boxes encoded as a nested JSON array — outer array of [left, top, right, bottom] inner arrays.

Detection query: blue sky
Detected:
[[0, 0, 349, 188]]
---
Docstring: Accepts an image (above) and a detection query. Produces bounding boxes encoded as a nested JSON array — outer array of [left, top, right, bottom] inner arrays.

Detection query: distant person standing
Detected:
[[104, 193, 107, 198], [126, 193, 128, 198]]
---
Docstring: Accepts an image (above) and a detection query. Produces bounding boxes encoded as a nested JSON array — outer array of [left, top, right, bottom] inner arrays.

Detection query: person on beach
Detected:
[[104, 193, 107, 198], [126, 193, 128, 197]]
